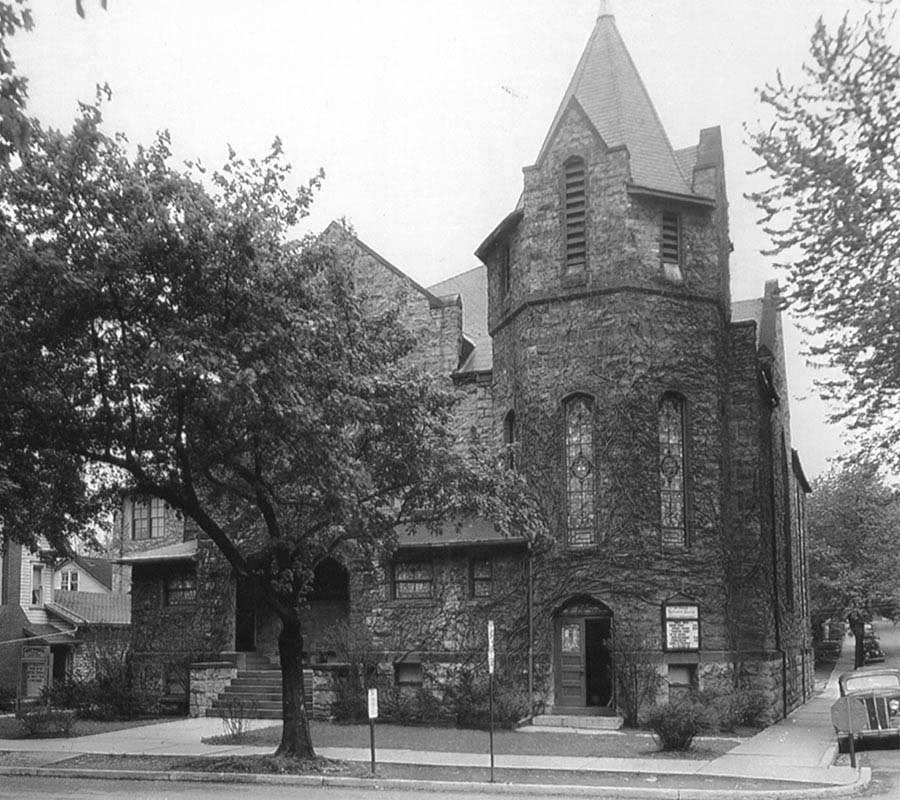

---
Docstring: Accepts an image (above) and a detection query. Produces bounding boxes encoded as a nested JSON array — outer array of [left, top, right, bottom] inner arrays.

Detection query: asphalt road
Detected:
[[0, 775, 578, 800], [838, 619, 900, 799]]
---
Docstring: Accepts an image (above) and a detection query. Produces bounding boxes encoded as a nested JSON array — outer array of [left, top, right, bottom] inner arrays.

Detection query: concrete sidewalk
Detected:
[[0, 639, 870, 797]]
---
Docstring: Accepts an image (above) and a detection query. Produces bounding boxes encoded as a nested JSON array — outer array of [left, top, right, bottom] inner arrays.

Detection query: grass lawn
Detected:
[[0, 715, 174, 740], [202, 719, 740, 760]]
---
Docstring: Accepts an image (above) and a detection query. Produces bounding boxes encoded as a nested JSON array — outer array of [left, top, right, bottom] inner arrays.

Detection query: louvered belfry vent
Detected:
[[564, 157, 587, 271], [661, 212, 680, 263]]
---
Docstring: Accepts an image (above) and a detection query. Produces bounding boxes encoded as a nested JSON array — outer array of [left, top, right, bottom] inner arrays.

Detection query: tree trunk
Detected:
[[276, 613, 315, 759], [851, 620, 865, 669]]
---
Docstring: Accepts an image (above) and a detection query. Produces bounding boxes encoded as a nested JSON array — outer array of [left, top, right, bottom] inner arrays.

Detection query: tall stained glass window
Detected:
[[565, 395, 595, 545], [659, 394, 687, 546]]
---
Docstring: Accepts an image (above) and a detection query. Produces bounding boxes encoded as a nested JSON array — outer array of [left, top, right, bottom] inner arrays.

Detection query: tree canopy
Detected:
[[806, 461, 900, 665], [747, 0, 900, 461], [0, 103, 545, 757]]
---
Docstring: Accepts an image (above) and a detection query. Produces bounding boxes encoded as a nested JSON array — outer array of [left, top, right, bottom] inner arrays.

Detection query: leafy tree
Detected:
[[747, 0, 900, 461], [0, 106, 545, 758], [806, 462, 900, 667], [0, 0, 106, 163]]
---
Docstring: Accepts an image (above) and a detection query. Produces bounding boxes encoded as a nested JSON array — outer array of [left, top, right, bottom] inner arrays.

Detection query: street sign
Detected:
[[367, 688, 378, 720], [487, 620, 495, 674], [830, 695, 868, 733]]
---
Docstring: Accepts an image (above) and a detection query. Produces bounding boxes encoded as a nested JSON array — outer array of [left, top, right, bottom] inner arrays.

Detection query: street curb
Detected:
[[0, 764, 872, 799]]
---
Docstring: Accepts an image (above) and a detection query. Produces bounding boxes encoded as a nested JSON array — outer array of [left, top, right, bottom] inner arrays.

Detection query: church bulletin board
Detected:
[[663, 603, 700, 651]]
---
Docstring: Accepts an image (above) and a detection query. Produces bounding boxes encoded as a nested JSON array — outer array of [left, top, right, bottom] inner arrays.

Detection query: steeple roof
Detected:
[[537, 11, 695, 198]]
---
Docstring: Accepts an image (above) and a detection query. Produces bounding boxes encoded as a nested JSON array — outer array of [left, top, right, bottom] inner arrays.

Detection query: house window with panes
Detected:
[[659, 394, 687, 546], [164, 570, 196, 606], [132, 497, 167, 540], [470, 557, 492, 598], [564, 157, 587, 272], [660, 212, 683, 281], [393, 561, 433, 600], [565, 395, 596, 545], [60, 570, 78, 591]]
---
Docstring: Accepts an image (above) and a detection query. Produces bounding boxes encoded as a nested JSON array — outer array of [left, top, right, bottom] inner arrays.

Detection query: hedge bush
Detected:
[[645, 701, 714, 751]]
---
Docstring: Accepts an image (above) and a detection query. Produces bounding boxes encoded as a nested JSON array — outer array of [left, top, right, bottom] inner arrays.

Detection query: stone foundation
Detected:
[[189, 661, 237, 718]]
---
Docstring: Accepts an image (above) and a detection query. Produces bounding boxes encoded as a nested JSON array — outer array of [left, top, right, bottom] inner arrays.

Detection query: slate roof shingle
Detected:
[[537, 13, 699, 198], [50, 590, 131, 625]]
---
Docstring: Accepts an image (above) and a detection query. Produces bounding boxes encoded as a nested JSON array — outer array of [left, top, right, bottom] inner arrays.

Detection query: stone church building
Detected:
[[114, 9, 812, 724]]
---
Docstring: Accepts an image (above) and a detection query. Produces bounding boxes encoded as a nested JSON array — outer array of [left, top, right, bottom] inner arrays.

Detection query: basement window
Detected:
[[394, 661, 423, 687], [667, 664, 696, 703]]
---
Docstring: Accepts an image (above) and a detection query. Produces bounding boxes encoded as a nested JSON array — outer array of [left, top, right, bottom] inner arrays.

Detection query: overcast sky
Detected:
[[11, 0, 879, 480]]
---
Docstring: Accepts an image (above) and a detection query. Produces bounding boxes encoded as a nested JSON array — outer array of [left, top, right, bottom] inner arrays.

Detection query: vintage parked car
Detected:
[[831, 668, 900, 751], [864, 635, 886, 664]]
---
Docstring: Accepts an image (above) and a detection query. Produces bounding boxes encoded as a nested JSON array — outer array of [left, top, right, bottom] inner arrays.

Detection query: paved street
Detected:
[[835, 619, 900, 799], [0, 775, 541, 800]]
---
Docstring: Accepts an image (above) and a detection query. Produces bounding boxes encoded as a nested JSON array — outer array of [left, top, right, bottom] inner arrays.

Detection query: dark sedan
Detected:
[[832, 668, 900, 751]]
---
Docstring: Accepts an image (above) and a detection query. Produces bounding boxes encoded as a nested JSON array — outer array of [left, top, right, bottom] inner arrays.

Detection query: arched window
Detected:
[[564, 156, 587, 272], [503, 410, 516, 470], [659, 394, 687, 546], [565, 394, 595, 545]]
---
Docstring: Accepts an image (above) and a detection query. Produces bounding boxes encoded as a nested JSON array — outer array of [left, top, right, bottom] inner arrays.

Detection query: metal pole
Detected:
[[846, 697, 856, 769], [527, 547, 534, 717], [489, 670, 495, 783], [369, 718, 376, 775]]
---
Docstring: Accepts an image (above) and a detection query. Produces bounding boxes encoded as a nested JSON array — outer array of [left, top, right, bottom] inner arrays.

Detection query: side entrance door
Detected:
[[554, 613, 614, 710], [555, 618, 586, 707]]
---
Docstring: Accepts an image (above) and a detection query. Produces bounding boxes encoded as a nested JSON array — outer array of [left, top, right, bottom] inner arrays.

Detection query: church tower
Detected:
[[477, 7, 736, 712]]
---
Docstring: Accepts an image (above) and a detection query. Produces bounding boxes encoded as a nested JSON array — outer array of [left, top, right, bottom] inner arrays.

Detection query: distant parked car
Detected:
[[831, 669, 900, 751], [864, 635, 886, 664]]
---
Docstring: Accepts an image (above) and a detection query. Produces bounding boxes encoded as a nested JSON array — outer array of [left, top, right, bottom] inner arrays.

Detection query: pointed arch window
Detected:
[[659, 394, 687, 546], [564, 156, 587, 272], [565, 394, 595, 545]]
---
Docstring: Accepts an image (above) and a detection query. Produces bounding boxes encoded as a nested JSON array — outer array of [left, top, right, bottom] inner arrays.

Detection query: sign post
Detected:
[[845, 696, 856, 769], [487, 619, 495, 784], [367, 687, 378, 775]]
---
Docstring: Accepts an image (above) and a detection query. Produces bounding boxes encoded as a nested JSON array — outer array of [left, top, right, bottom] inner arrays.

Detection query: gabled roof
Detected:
[[57, 555, 113, 590], [428, 266, 491, 374], [49, 591, 131, 625], [731, 280, 780, 355], [321, 221, 453, 310], [536, 11, 695, 198]]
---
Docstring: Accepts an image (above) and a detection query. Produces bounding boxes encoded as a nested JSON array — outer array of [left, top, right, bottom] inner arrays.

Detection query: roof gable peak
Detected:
[[536, 12, 691, 197]]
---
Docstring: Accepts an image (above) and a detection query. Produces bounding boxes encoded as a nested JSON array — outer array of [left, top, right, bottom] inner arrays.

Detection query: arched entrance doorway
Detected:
[[554, 596, 614, 712], [304, 557, 350, 661]]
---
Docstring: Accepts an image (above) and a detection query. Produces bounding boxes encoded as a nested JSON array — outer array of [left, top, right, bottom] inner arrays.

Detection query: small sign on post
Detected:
[[487, 620, 495, 675], [487, 620, 495, 783], [367, 688, 378, 775]]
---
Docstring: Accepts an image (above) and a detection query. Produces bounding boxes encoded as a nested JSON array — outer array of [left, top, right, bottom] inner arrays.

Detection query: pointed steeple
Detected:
[[537, 12, 693, 197]]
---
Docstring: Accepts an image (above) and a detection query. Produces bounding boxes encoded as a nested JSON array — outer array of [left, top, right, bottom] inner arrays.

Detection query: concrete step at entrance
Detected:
[[529, 713, 624, 730], [206, 707, 284, 720], [229, 676, 283, 687], [219, 686, 281, 700]]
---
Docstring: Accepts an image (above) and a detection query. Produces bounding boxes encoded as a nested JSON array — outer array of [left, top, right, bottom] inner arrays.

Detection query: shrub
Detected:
[[645, 701, 713, 751], [47, 649, 162, 720], [611, 624, 663, 727], [691, 686, 766, 732], [446, 670, 530, 730], [17, 706, 77, 737], [220, 696, 259, 740]]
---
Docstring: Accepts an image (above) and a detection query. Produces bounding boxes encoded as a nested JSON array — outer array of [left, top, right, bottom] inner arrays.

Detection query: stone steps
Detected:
[[529, 713, 624, 730], [206, 653, 286, 720]]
